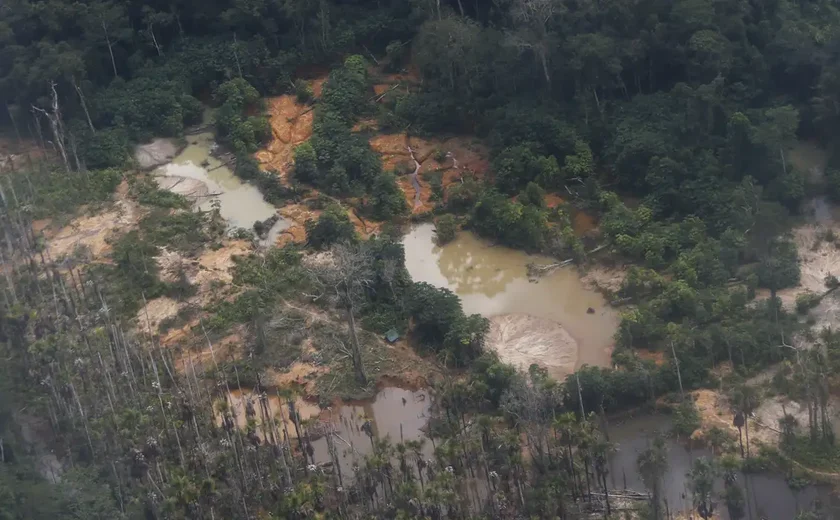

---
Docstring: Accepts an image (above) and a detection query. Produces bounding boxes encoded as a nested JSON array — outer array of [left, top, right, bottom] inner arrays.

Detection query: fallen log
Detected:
[[527, 244, 608, 278]]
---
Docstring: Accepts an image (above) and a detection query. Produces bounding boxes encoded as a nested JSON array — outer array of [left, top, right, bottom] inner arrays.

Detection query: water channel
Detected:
[[153, 131, 289, 244], [402, 223, 619, 379]]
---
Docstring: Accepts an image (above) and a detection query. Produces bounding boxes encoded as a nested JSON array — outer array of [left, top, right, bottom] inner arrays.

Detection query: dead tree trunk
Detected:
[[72, 77, 96, 133], [31, 82, 71, 173], [102, 19, 119, 77], [345, 283, 368, 386]]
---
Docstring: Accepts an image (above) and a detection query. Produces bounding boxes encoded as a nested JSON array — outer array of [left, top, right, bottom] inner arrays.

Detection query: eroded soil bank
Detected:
[[402, 223, 619, 379]]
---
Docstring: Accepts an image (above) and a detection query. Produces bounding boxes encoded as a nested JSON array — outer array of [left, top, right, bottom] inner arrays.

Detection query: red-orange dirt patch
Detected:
[[255, 96, 314, 179], [370, 133, 490, 214], [255, 77, 326, 180]]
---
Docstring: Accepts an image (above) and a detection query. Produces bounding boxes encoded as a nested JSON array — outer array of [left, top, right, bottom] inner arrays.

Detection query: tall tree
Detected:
[[637, 434, 668, 520], [311, 242, 374, 386]]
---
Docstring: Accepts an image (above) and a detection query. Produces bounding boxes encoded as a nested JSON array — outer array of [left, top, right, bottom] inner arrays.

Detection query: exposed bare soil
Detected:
[[134, 138, 179, 169], [45, 180, 142, 261], [369, 133, 489, 214], [486, 313, 579, 379], [254, 78, 325, 179], [138, 239, 252, 341], [581, 264, 627, 296]]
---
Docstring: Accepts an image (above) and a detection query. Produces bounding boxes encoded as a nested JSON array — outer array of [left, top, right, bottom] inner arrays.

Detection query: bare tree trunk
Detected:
[[670, 341, 684, 400], [744, 415, 751, 458], [72, 77, 95, 133], [539, 48, 551, 86], [31, 82, 71, 173], [345, 285, 367, 386], [148, 24, 163, 56], [102, 20, 119, 77], [232, 33, 243, 79], [69, 381, 95, 458]]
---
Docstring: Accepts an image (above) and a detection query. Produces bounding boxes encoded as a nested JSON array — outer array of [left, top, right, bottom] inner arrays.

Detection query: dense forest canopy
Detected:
[[2, 0, 840, 519]]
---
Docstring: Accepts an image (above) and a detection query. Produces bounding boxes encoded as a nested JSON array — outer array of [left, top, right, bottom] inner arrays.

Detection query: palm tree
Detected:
[[637, 433, 668, 520], [554, 412, 582, 501], [592, 437, 615, 517], [731, 383, 760, 458], [688, 457, 719, 520]]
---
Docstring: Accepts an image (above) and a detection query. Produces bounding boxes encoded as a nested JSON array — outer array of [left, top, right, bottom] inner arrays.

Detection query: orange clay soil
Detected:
[[543, 193, 600, 236], [274, 195, 382, 247], [370, 65, 421, 96], [254, 77, 326, 180], [369, 133, 491, 214]]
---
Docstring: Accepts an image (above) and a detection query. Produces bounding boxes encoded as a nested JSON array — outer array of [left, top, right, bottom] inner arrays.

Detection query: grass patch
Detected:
[[8, 167, 122, 219], [783, 436, 840, 472], [158, 305, 198, 334], [140, 208, 225, 255], [133, 176, 190, 209], [313, 327, 405, 400]]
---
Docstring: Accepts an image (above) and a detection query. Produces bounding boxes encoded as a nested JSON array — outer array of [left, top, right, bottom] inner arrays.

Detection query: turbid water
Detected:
[[154, 131, 288, 244], [217, 389, 322, 437], [216, 387, 431, 476], [402, 223, 619, 378], [309, 387, 431, 474], [607, 414, 839, 520]]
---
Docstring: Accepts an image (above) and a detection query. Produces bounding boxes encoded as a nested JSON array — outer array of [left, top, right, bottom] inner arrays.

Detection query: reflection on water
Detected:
[[310, 387, 431, 475], [216, 389, 321, 438], [154, 132, 288, 244], [608, 414, 840, 520], [217, 387, 432, 479], [402, 223, 619, 372]]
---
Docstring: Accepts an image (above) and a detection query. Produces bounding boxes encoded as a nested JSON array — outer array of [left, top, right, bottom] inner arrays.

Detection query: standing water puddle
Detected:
[[216, 387, 431, 477], [309, 387, 431, 475], [403, 223, 618, 379], [154, 131, 288, 244], [607, 414, 840, 520]]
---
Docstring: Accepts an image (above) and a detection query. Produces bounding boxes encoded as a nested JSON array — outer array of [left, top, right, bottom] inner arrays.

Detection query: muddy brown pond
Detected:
[[154, 131, 289, 244], [218, 387, 431, 478], [607, 414, 840, 520], [402, 223, 619, 379], [218, 387, 839, 519]]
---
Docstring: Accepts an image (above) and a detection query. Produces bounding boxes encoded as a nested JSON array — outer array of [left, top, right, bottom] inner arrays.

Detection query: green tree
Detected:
[[305, 203, 356, 250], [688, 457, 719, 520], [434, 214, 458, 245], [637, 434, 668, 520]]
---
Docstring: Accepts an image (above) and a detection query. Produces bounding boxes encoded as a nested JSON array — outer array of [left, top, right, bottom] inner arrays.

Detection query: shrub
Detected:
[[294, 79, 314, 104], [305, 204, 357, 250], [795, 291, 822, 314], [757, 240, 800, 290], [293, 142, 318, 182], [434, 215, 457, 245], [134, 177, 190, 209], [366, 172, 407, 220], [385, 40, 406, 72], [672, 399, 701, 437], [83, 128, 129, 169], [520, 182, 546, 207]]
